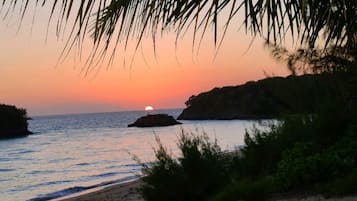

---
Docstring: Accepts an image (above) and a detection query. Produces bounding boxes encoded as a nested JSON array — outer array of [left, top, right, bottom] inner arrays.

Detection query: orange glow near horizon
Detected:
[[0, 10, 290, 116]]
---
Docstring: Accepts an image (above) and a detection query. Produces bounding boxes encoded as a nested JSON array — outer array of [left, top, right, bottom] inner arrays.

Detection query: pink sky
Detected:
[[0, 7, 290, 116]]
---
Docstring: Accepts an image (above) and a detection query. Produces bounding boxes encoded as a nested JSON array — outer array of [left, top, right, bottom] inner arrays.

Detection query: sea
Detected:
[[0, 109, 262, 201]]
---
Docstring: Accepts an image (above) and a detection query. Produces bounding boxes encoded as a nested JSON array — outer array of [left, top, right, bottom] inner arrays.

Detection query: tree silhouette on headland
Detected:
[[0, 104, 31, 138]]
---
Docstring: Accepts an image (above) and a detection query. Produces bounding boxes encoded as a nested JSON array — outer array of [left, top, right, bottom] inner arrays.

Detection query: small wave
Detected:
[[27, 175, 140, 201], [87, 172, 119, 178], [8, 149, 35, 156], [13, 180, 74, 192], [0, 157, 33, 163], [0, 168, 15, 172], [124, 163, 143, 168], [17, 150, 35, 154], [0, 158, 13, 162], [104, 165, 122, 169], [28, 170, 56, 175], [31, 180, 73, 188], [48, 157, 75, 164], [76, 162, 90, 166], [37, 142, 51, 146], [102, 163, 144, 171], [27, 186, 89, 201]]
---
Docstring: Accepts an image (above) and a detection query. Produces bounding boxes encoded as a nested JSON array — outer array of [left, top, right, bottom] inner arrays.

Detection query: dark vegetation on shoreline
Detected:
[[178, 73, 356, 120], [141, 72, 357, 201], [0, 104, 31, 139]]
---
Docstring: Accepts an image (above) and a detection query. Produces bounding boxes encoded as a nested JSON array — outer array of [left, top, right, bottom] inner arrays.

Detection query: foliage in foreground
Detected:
[[141, 96, 357, 201], [140, 132, 232, 201], [209, 177, 273, 201]]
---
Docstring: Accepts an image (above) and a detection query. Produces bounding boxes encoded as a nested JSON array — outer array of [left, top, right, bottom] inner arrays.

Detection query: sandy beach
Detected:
[[56, 178, 357, 201], [58, 179, 144, 201]]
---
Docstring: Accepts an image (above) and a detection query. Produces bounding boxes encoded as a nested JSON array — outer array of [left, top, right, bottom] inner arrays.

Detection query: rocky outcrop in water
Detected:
[[128, 114, 182, 127]]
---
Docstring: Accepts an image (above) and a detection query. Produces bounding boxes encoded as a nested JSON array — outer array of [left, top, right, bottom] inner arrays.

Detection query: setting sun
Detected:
[[145, 106, 154, 111]]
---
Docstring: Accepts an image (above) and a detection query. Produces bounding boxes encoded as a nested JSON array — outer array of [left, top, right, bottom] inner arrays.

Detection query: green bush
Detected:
[[240, 116, 317, 177], [321, 169, 357, 196], [274, 111, 357, 191], [140, 131, 232, 201], [240, 98, 356, 178], [329, 129, 357, 162], [209, 178, 273, 201], [275, 144, 355, 190]]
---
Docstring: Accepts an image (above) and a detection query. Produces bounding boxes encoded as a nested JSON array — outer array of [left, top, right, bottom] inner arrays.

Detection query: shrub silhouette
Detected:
[[140, 131, 232, 201]]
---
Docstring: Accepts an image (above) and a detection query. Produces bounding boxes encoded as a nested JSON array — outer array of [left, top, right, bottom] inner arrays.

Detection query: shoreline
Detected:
[[56, 179, 144, 201], [53, 178, 357, 201]]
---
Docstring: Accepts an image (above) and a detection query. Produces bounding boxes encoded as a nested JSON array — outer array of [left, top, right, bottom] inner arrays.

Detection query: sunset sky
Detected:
[[0, 5, 290, 116]]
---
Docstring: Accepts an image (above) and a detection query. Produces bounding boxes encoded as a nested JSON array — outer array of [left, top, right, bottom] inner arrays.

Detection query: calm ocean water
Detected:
[[0, 109, 260, 201]]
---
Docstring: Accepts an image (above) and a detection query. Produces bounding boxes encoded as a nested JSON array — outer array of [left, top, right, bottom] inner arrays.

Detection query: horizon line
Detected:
[[30, 107, 184, 118]]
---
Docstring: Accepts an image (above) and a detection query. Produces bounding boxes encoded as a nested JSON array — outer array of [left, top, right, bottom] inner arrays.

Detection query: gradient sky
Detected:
[[0, 5, 290, 116]]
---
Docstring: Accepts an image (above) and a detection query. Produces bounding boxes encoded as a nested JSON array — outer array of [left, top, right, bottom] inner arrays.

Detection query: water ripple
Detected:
[[75, 162, 90, 166], [27, 170, 56, 175], [9, 150, 35, 155], [13, 180, 74, 192], [48, 158, 75, 164], [87, 172, 119, 179], [0, 168, 16, 172]]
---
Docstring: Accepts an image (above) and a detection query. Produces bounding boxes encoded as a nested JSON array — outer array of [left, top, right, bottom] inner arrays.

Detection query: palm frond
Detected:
[[1, 0, 356, 68]]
